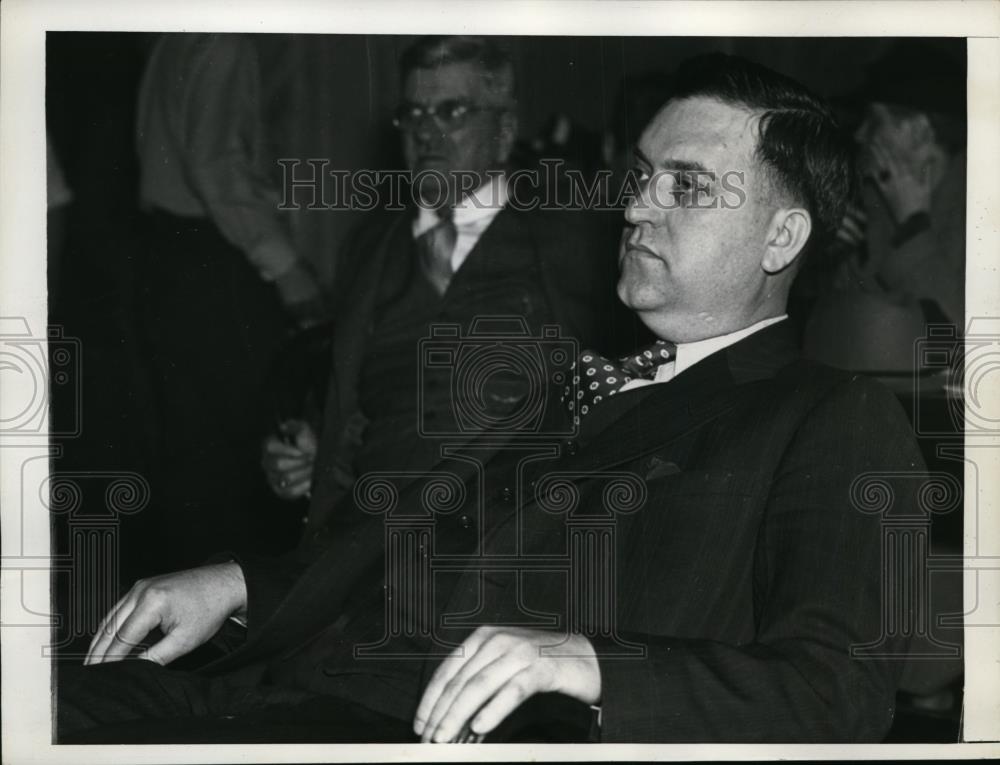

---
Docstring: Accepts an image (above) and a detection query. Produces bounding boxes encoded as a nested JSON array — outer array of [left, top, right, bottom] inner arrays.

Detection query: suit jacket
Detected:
[[302, 204, 635, 535], [210, 321, 923, 742]]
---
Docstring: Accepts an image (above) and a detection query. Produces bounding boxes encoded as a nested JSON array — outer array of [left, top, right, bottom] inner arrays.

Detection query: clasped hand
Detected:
[[413, 626, 601, 743], [261, 419, 317, 501]]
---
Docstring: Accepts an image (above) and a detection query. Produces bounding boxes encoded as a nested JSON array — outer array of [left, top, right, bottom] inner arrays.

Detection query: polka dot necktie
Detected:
[[417, 206, 456, 295], [563, 340, 677, 421]]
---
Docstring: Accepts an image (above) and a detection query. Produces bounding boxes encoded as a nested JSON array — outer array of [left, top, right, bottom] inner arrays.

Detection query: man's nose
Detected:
[[410, 114, 447, 144], [623, 187, 654, 225]]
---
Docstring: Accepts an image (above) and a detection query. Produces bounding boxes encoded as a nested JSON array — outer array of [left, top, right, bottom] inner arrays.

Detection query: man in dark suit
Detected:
[[410, 53, 925, 743], [261, 35, 630, 535], [59, 53, 922, 744]]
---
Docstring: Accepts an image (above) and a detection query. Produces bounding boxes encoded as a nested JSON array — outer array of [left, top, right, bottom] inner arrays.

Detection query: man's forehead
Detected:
[[404, 61, 487, 101], [639, 96, 759, 167]]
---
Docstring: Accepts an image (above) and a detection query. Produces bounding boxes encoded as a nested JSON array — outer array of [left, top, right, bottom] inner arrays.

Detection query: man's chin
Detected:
[[414, 178, 452, 208], [413, 158, 452, 175], [616, 281, 651, 313], [617, 266, 662, 305]]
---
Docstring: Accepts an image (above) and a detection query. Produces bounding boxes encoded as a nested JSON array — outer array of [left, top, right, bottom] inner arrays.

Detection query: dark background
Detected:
[[47, 34, 919, 288]]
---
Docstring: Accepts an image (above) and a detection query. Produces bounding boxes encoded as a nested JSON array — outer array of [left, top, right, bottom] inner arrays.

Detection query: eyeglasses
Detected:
[[392, 99, 500, 132]]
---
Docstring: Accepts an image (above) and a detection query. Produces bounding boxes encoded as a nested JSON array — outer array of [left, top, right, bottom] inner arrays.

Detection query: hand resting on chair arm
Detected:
[[84, 562, 247, 666]]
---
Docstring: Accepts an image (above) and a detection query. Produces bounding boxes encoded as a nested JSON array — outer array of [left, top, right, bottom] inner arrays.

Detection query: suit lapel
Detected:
[[550, 353, 735, 477], [548, 320, 799, 477], [307, 212, 413, 531], [330, 213, 413, 418]]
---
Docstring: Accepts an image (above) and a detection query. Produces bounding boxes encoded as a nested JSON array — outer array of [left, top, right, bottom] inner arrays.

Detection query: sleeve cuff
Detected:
[[249, 237, 300, 281]]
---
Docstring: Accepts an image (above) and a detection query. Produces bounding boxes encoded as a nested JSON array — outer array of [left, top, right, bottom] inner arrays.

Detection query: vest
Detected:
[[267, 212, 558, 721], [355, 217, 552, 479]]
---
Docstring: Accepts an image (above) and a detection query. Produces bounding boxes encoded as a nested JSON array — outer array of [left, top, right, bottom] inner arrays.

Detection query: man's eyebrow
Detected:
[[631, 146, 651, 166], [661, 158, 710, 174], [630, 148, 710, 175]]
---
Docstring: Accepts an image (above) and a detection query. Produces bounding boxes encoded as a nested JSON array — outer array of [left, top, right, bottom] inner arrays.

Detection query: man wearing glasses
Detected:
[[261, 35, 631, 539]]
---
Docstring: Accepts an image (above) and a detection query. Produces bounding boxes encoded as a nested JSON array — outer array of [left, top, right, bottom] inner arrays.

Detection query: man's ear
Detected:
[[762, 207, 811, 274], [496, 111, 518, 163]]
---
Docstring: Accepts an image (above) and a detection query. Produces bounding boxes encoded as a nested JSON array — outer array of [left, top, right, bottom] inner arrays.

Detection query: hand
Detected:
[[834, 203, 867, 250], [413, 626, 601, 743], [84, 562, 247, 666], [274, 262, 327, 328], [262, 419, 317, 501], [866, 121, 933, 223]]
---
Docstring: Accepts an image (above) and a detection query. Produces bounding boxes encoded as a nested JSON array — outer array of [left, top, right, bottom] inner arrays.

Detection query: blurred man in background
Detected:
[[261, 35, 633, 542], [803, 40, 966, 371], [135, 33, 328, 566]]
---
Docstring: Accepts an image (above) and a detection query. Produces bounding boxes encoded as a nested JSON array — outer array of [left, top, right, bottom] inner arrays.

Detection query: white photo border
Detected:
[[2, 0, 998, 761]]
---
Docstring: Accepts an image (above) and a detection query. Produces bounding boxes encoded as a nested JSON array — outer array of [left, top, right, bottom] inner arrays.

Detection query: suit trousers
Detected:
[[56, 659, 417, 743]]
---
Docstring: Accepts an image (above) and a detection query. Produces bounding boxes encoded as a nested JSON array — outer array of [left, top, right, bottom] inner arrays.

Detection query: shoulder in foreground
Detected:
[[785, 358, 918, 428], [778, 356, 915, 410]]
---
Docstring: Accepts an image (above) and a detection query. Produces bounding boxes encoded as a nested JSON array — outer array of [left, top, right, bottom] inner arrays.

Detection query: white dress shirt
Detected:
[[619, 315, 788, 392], [411, 174, 508, 272]]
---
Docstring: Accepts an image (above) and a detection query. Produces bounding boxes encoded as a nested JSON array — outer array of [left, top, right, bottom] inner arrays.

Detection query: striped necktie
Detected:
[[417, 207, 456, 295]]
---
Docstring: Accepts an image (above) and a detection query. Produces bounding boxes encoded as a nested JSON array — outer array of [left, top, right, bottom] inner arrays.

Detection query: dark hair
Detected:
[[671, 53, 853, 249], [399, 36, 516, 107]]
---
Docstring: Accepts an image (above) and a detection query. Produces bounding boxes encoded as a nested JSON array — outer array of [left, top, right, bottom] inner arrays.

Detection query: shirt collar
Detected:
[[413, 173, 508, 237], [656, 314, 789, 382]]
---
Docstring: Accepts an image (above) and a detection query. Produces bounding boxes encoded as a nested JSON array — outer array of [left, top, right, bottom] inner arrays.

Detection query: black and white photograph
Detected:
[[1, 0, 999, 760]]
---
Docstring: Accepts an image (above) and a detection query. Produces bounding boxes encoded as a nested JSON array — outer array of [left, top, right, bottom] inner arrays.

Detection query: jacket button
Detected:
[[500, 487, 513, 502]]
